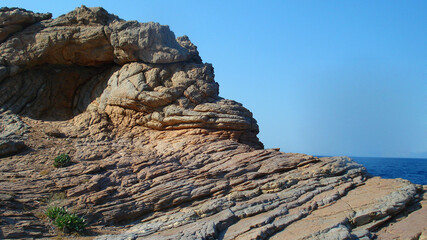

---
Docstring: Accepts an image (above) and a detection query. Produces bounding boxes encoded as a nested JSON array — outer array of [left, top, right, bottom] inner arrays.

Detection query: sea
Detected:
[[350, 157, 427, 185]]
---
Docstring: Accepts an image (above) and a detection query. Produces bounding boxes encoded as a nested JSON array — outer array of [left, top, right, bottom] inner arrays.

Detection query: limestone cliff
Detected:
[[0, 6, 425, 239]]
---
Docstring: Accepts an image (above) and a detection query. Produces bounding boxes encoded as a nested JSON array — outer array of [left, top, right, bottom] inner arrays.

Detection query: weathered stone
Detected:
[[109, 21, 201, 64], [0, 7, 51, 43], [0, 112, 28, 157], [0, 5, 200, 74]]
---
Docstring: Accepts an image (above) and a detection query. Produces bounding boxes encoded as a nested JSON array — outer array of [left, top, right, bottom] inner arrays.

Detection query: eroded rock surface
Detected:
[[0, 6, 425, 240], [0, 112, 28, 157], [0, 7, 51, 43]]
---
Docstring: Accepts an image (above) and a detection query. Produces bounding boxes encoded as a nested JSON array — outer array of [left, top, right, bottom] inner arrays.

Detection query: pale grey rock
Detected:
[[0, 112, 27, 157], [0, 7, 51, 43], [0, 5, 200, 74], [309, 224, 352, 240], [109, 21, 201, 64], [91, 62, 259, 137]]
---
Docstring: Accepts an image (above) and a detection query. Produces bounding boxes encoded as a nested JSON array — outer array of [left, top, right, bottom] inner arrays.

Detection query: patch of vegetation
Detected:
[[39, 169, 51, 176], [54, 213, 87, 233], [50, 192, 67, 201], [45, 206, 87, 233], [53, 154, 71, 168], [45, 206, 68, 219], [40, 192, 67, 205]]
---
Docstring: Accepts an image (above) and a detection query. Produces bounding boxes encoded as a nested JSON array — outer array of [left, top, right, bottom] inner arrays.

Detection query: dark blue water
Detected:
[[351, 157, 427, 185]]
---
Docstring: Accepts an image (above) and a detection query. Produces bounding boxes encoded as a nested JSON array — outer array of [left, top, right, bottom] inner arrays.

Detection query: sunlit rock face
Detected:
[[0, 5, 260, 145], [0, 6, 425, 240], [93, 62, 258, 133]]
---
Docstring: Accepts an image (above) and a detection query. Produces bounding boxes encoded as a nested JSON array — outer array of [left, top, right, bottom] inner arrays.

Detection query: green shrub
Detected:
[[45, 206, 87, 233], [45, 206, 67, 220], [53, 154, 71, 168], [54, 213, 87, 233]]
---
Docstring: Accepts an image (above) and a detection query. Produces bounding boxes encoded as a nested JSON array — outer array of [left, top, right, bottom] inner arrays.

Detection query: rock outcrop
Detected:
[[0, 7, 51, 43], [0, 6, 425, 239]]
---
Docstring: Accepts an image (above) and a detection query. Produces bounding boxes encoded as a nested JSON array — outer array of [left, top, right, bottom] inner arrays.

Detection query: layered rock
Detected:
[[0, 6, 199, 69], [0, 7, 51, 43], [0, 6, 425, 240], [0, 112, 28, 157], [0, 5, 259, 146]]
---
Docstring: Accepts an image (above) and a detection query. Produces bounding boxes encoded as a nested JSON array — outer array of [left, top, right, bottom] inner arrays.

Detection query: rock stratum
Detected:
[[0, 6, 425, 240]]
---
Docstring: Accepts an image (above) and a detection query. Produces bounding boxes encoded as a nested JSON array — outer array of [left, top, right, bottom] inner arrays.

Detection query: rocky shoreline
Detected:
[[0, 6, 425, 239]]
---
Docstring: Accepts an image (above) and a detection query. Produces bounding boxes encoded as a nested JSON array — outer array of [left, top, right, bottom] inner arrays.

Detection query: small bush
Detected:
[[45, 206, 67, 220], [54, 213, 87, 233], [53, 154, 71, 168], [45, 206, 87, 233]]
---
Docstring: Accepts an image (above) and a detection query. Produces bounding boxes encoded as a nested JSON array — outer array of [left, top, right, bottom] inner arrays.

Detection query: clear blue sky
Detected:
[[3, 0, 426, 158]]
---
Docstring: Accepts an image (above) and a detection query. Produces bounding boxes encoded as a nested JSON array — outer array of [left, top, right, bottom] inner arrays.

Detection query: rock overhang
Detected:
[[0, 5, 259, 141]]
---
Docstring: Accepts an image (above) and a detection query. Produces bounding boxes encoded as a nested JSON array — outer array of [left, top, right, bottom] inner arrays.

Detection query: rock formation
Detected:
[[0, 6, 425, 239]]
